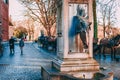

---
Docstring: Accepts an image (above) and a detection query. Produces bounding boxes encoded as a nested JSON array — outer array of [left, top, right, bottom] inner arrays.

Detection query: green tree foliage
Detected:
[[14, 26, 27, 38]]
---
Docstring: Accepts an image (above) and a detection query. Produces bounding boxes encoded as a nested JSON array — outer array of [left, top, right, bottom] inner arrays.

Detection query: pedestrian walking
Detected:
[[9, 36, 15, 54], [19, 38, 24, 54]]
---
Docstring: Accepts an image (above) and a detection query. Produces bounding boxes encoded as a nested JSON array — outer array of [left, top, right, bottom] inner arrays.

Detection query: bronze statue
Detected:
[[69, 5, 91, 50]]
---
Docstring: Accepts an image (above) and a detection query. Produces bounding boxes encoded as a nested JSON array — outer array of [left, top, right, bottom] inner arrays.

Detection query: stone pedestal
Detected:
[[53, 58, 99, 72], [41, 0, 113, 80], [53, 0, 99, 79], [53, 56, 99, 79]]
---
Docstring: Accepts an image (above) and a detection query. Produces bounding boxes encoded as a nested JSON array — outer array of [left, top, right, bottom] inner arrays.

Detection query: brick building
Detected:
[[0, 0, 9, 41]]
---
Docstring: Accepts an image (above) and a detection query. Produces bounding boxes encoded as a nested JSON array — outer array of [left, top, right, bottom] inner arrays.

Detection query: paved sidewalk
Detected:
[[0, 42, 53, 80], [34, 42, 120, 80], [32, 42, 57, 59]]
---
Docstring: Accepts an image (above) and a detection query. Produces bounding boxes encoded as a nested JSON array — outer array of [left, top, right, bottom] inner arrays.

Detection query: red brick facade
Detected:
[[0, 0, 9, 41]]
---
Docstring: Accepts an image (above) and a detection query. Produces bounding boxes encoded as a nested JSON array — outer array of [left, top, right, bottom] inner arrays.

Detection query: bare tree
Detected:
[[106, 1, 117, 27], [19, 0, 57, 36], [25, 18, 34, 41], [97, 0, 118, 38]]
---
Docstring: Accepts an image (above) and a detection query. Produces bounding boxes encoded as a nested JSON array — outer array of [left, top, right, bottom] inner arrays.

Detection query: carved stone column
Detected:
[[53, 0, 100, 79]]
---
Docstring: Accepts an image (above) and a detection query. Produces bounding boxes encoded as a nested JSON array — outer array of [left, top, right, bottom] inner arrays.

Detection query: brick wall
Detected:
[[0, 0, 9, 41]]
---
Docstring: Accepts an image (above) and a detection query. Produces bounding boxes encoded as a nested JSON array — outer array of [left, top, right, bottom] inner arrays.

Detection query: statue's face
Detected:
[[82, 10, 86, 17], [77, 5, 85, 17]]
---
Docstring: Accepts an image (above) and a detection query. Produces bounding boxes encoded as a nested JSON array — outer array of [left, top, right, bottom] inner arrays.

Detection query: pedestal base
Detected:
[[52, 58, 99, 79], [41, 58, 113, 80]]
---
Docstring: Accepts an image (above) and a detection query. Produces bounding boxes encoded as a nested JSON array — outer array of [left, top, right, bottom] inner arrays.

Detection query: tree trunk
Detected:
[[46, 25, 51, 37], [103, 22, 106, 38]]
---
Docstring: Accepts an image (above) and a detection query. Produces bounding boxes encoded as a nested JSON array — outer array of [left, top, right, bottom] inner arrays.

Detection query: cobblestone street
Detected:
[[0, 42, 54, 80], [0, 42, 120, 80]]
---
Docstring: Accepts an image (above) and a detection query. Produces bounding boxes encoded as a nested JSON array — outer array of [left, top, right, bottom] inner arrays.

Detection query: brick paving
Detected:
[[0, 42, 120, 80], [0, 42, 53, 80]]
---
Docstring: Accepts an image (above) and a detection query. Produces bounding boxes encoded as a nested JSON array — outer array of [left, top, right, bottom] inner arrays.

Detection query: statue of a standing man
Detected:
[[69, 5, 91, 51]]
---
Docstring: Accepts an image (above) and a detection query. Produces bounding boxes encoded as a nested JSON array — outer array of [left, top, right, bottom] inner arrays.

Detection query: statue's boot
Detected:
[[80, 31, 88, 49]]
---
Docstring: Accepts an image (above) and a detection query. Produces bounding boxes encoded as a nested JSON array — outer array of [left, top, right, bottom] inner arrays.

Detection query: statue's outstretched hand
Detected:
[[86, 22, 92, 33], [89, 22, 92, 26]]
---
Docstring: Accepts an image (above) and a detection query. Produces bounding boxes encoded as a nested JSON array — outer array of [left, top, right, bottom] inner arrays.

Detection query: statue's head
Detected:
[[76, 5, 85, 17]]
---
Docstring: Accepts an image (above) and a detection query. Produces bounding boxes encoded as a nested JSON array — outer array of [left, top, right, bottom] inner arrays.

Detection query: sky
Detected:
[[96, 0, 120, 27], [9, 0, 25, 21], [9, 0, 120, 27], [115, 5, 120, 27]]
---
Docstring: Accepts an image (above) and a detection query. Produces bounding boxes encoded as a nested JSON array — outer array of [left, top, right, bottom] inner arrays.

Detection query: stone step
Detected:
[[52, 58, 99, 72], [62, 58, 99, 65], [60, 65, 99, 72], [64, 70, 99, 79]]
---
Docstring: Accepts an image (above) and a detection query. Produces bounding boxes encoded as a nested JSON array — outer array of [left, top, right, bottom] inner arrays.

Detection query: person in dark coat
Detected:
[[19, 38, 24, 54], [9, 36, 15, 54]]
